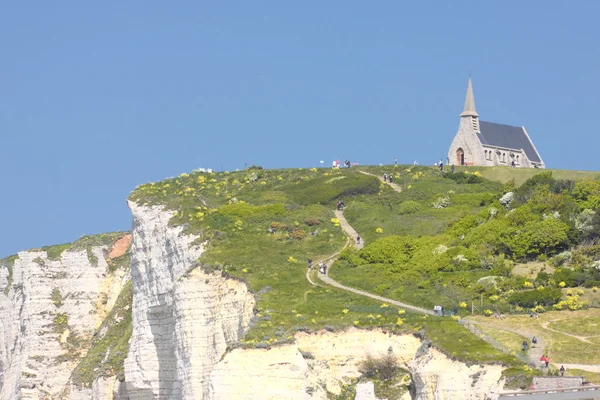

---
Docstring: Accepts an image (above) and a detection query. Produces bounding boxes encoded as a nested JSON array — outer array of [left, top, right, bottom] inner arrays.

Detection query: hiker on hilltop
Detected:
[[451, 164, 455, 173], [438, 159, 443, 171], [389, 174, 393, 183], [356, 235, 361, 245], [394, 157, 397, 165], [383, 173, 387, 182]]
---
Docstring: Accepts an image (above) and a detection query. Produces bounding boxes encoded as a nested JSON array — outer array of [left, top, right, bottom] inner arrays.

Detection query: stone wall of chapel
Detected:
[[481, 146, 533, 168], [447, 118, 486, 166]]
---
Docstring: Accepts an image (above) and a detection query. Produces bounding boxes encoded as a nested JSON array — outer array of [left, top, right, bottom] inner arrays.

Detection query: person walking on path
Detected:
[[522, 340, 528, 352], [532, 336, 537, 345], [560, 365, 565, 376], [383, 173, 387, 182], [451, 164, 455, 173], [438, 159, 443, 171], [389, 174, 393, 183], [356, 235, 361, 245], [394, 157, 397, 165], [308, 258, 313, 269]]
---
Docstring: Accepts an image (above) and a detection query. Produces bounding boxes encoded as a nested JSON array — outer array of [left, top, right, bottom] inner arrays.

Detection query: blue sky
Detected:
[[1, 2, 599, 257]]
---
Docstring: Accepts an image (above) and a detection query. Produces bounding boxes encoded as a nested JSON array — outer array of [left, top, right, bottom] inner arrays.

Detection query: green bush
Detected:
[[397, 200, 422, 215], [508, 287, 562, 307], [464, 212, 570, 260], [360, 236, 416, 264], [443, 172, 484, 184]]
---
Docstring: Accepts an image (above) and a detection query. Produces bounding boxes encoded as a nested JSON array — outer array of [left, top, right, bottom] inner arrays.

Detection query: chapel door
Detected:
[[456, 148, 465, 166]]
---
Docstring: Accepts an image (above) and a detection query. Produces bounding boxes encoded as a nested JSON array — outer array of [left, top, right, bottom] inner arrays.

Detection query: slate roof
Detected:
[[476, 121, 541, 163]]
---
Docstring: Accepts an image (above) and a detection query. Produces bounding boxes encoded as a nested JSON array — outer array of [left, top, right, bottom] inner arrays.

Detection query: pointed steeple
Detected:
[[460, 77, 478, 117]]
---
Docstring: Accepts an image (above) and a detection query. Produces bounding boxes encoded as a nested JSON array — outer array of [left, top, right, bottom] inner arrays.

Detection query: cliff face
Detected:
[[410, 347, 504, 400], [207, 329, 505, 400], [0, 201, 511, 400], [0, 238, 130, 400], [124, 202, 255, 400]]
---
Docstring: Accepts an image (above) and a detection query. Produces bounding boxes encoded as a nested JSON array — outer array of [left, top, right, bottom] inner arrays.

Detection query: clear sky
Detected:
[[1, 2, 599, 257]]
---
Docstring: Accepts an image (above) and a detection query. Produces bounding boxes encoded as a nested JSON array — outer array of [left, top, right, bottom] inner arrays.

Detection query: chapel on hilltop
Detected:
[[448, 79, 544, 168]]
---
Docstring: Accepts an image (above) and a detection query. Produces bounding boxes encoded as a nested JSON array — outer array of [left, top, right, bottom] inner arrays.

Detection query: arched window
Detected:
[[503, 153, 506, 162]]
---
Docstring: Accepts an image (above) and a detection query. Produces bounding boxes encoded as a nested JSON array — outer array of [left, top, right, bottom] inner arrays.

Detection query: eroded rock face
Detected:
[[0, 246, 129, 400], [207, 329, 421, 399], [124, 202, 255, 400], [69, 376, 128, 400], [208, 330, 418, 400], [410, 348, 504, 400], [207, 329, 506, 400]]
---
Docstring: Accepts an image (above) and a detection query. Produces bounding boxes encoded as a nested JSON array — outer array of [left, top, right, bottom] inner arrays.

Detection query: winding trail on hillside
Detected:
[[305, 171, 600, 370], [463, 320, 545, 366], [316, 210, 434, 315], [465, 319, 600, 372], [541, 320, 593, 343], [359, 170, 403, 193]]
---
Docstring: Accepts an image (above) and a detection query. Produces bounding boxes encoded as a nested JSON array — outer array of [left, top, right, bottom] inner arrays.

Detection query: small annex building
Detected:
[[448, 79, 544, 168]]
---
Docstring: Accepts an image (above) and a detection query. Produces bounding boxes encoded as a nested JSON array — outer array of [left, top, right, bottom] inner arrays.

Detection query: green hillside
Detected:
[[128, 164, 600, 369]]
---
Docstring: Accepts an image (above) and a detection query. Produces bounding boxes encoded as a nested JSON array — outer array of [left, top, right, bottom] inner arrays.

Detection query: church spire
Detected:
[[460, 77, 478, 117]]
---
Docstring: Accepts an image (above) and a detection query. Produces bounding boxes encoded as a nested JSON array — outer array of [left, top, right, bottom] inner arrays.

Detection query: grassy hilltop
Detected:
[[128, 163, 600, 373], [4, 163, 600, 389]]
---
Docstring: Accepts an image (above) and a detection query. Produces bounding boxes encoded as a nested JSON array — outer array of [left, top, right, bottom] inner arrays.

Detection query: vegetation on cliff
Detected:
[[72, 280, 133, 386], [127, 164, 600, 372]]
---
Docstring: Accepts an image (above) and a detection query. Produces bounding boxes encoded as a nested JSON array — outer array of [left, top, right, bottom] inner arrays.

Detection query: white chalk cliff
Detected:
[[0, 200, 512, 400], [0, 240, 130, 400], [207, 329, 505, 400], [123, 202, 256, 400]]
